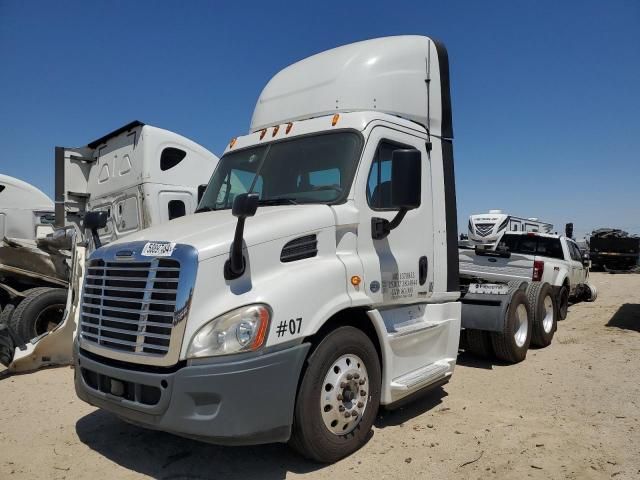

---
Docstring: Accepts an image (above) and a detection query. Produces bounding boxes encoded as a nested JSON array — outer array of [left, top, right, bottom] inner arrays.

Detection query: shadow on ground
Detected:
[[455, 351, 511, 370], [76, 410, 323, 480], [606, 303, 640, 333], [376, 385, 448, 428]]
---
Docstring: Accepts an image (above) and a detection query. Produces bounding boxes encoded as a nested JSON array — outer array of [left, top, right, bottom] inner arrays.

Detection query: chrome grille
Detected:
[[80, 258, 180, 356], [475, 223, 495, 237]]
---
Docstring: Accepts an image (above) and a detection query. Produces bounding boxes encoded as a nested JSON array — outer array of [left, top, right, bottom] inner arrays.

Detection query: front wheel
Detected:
[[289, 326, 381, 463]]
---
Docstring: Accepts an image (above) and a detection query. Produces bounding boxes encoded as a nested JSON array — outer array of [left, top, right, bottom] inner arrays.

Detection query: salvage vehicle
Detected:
[[73, 36, 559, 462], [588, 228, 640, 272], [460, 231, 597, 320], [468, 210, 553, 247], [0, 122, 218, 371]]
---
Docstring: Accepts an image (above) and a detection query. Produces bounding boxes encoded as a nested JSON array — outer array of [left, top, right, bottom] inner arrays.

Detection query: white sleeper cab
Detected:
[[74, 36, 560, 462]]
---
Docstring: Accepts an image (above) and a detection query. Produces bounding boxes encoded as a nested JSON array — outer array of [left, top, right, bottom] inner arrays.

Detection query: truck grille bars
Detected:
[[78, 242, 198, 366], [80, 259, 179, 355]]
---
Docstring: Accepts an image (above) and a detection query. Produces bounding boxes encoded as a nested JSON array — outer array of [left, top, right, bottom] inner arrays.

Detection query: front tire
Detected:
[[290, 326, 381, 463], [10, 288, 67, 344]]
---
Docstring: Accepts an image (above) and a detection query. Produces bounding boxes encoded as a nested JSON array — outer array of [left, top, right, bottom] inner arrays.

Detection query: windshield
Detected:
[[197, 132, 363, 211]]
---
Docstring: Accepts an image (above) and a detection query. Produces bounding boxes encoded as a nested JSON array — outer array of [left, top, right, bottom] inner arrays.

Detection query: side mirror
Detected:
[[225, 193, 259, 280], [232, 193, 259, 219], [390, 149, 421, 209], [83, 211, 108, 249], [372, 149, 421, 240], [582, 252, 591, 267]]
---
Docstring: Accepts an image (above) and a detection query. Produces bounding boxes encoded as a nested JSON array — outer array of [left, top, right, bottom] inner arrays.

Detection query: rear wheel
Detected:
[[0, 303, 15, 328], [10, 288, 67, 345], [0, 324, 15, 367], [289, 326, 381, 463], [491, 289, 531, 363], [528, 282, 557, 348], [465, 329, 493, 358], [557, 286, 569, 320], [583, 284, 597, 302]]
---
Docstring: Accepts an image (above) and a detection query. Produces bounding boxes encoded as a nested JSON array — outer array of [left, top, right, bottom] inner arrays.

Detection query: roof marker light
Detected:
[[285, 122, 293, 134], [332, 113, 340, 126], [229, 137, 237, 149], [259, 129, 267, 140], [272, 125, 280, 137]]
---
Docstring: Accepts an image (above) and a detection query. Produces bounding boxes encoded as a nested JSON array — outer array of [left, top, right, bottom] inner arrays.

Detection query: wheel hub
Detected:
[[542, 295, 554, 333], [320, 354, 369, 435]]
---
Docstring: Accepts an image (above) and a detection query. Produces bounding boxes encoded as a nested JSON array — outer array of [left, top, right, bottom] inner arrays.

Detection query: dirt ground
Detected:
[[0, 272, 638, 480]]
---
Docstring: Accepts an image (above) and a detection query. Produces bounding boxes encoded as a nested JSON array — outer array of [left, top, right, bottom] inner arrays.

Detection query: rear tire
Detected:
[[528, 282, 557, 348], [465, 329, 493, 358], [289, 326, 381, 463], [584, 284, 597, 302], [557, 286, 569, 320], [0, 324, 15, 367], [491, 289, 531, 363], [10, 288, 67, 345], [0, 303, 15, 328]]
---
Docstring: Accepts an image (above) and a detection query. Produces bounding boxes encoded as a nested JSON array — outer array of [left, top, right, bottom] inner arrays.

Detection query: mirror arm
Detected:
[[91, 228, 102, 249], [371, 208, 408, 240], [225, 217, 247, 280]]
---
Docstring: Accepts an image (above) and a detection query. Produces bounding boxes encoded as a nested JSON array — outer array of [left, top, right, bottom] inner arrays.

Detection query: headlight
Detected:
[[186, 304, 271, 359]]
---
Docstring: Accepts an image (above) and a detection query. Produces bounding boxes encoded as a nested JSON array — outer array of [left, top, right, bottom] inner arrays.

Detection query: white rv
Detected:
[[468, 210, 553, 246], [0, 174, 55, 240]]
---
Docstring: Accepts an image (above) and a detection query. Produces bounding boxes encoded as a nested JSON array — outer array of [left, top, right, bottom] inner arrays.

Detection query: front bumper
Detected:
[[74, 342, 310, 445]]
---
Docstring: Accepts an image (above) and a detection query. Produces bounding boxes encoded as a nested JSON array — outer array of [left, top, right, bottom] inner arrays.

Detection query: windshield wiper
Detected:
[[257, 198, 298, 206]]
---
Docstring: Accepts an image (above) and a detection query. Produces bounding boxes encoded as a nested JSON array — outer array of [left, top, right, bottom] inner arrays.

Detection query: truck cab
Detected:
[[73, 36, 466, 462]]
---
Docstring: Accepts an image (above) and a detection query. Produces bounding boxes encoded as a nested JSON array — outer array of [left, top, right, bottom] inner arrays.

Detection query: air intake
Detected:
[[281, 234, 318, 262]]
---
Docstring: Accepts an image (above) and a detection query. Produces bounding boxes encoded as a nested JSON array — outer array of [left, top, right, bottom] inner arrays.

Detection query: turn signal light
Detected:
[[532, 260, 544, 282], [332, 113, 340, 126], [259, 129, 267, 140], [351, 275, 361, 286]]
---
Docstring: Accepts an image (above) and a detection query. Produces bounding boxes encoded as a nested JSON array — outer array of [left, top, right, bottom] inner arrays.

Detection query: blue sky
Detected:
[[1, 0, 638, 238]]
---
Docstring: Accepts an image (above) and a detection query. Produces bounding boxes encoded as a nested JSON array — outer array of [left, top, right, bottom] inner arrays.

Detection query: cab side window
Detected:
[[367, 141, 414, 210]]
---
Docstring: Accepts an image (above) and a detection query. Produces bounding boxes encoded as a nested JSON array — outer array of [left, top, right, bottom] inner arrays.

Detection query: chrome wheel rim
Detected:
[[542, 295, 554, 333], [320, 354, 369, 435], [514, 304, 528, 347]]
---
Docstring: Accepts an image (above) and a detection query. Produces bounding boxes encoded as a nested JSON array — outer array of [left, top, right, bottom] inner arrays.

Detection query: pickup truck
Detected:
[[459, 232, 596, 319]]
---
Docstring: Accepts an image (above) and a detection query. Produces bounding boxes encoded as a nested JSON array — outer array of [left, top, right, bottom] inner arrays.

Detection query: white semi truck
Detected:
[[73, 36, 558, 462], [1, 122, 218, 371]]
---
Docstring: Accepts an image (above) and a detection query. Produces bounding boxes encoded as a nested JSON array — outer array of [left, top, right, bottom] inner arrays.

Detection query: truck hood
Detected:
[[110, 204, 336, 261]]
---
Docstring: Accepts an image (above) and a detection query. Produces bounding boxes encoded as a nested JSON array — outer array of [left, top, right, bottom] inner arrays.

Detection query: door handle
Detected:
[[419, 256, 428, 286]]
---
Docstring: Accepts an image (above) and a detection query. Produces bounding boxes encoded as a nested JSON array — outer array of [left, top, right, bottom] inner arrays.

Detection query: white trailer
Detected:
[[1, 122, 218, 372], [0, 174, 55, 240], [73, 37, 558, 462], [468, 210, 553, 246]]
